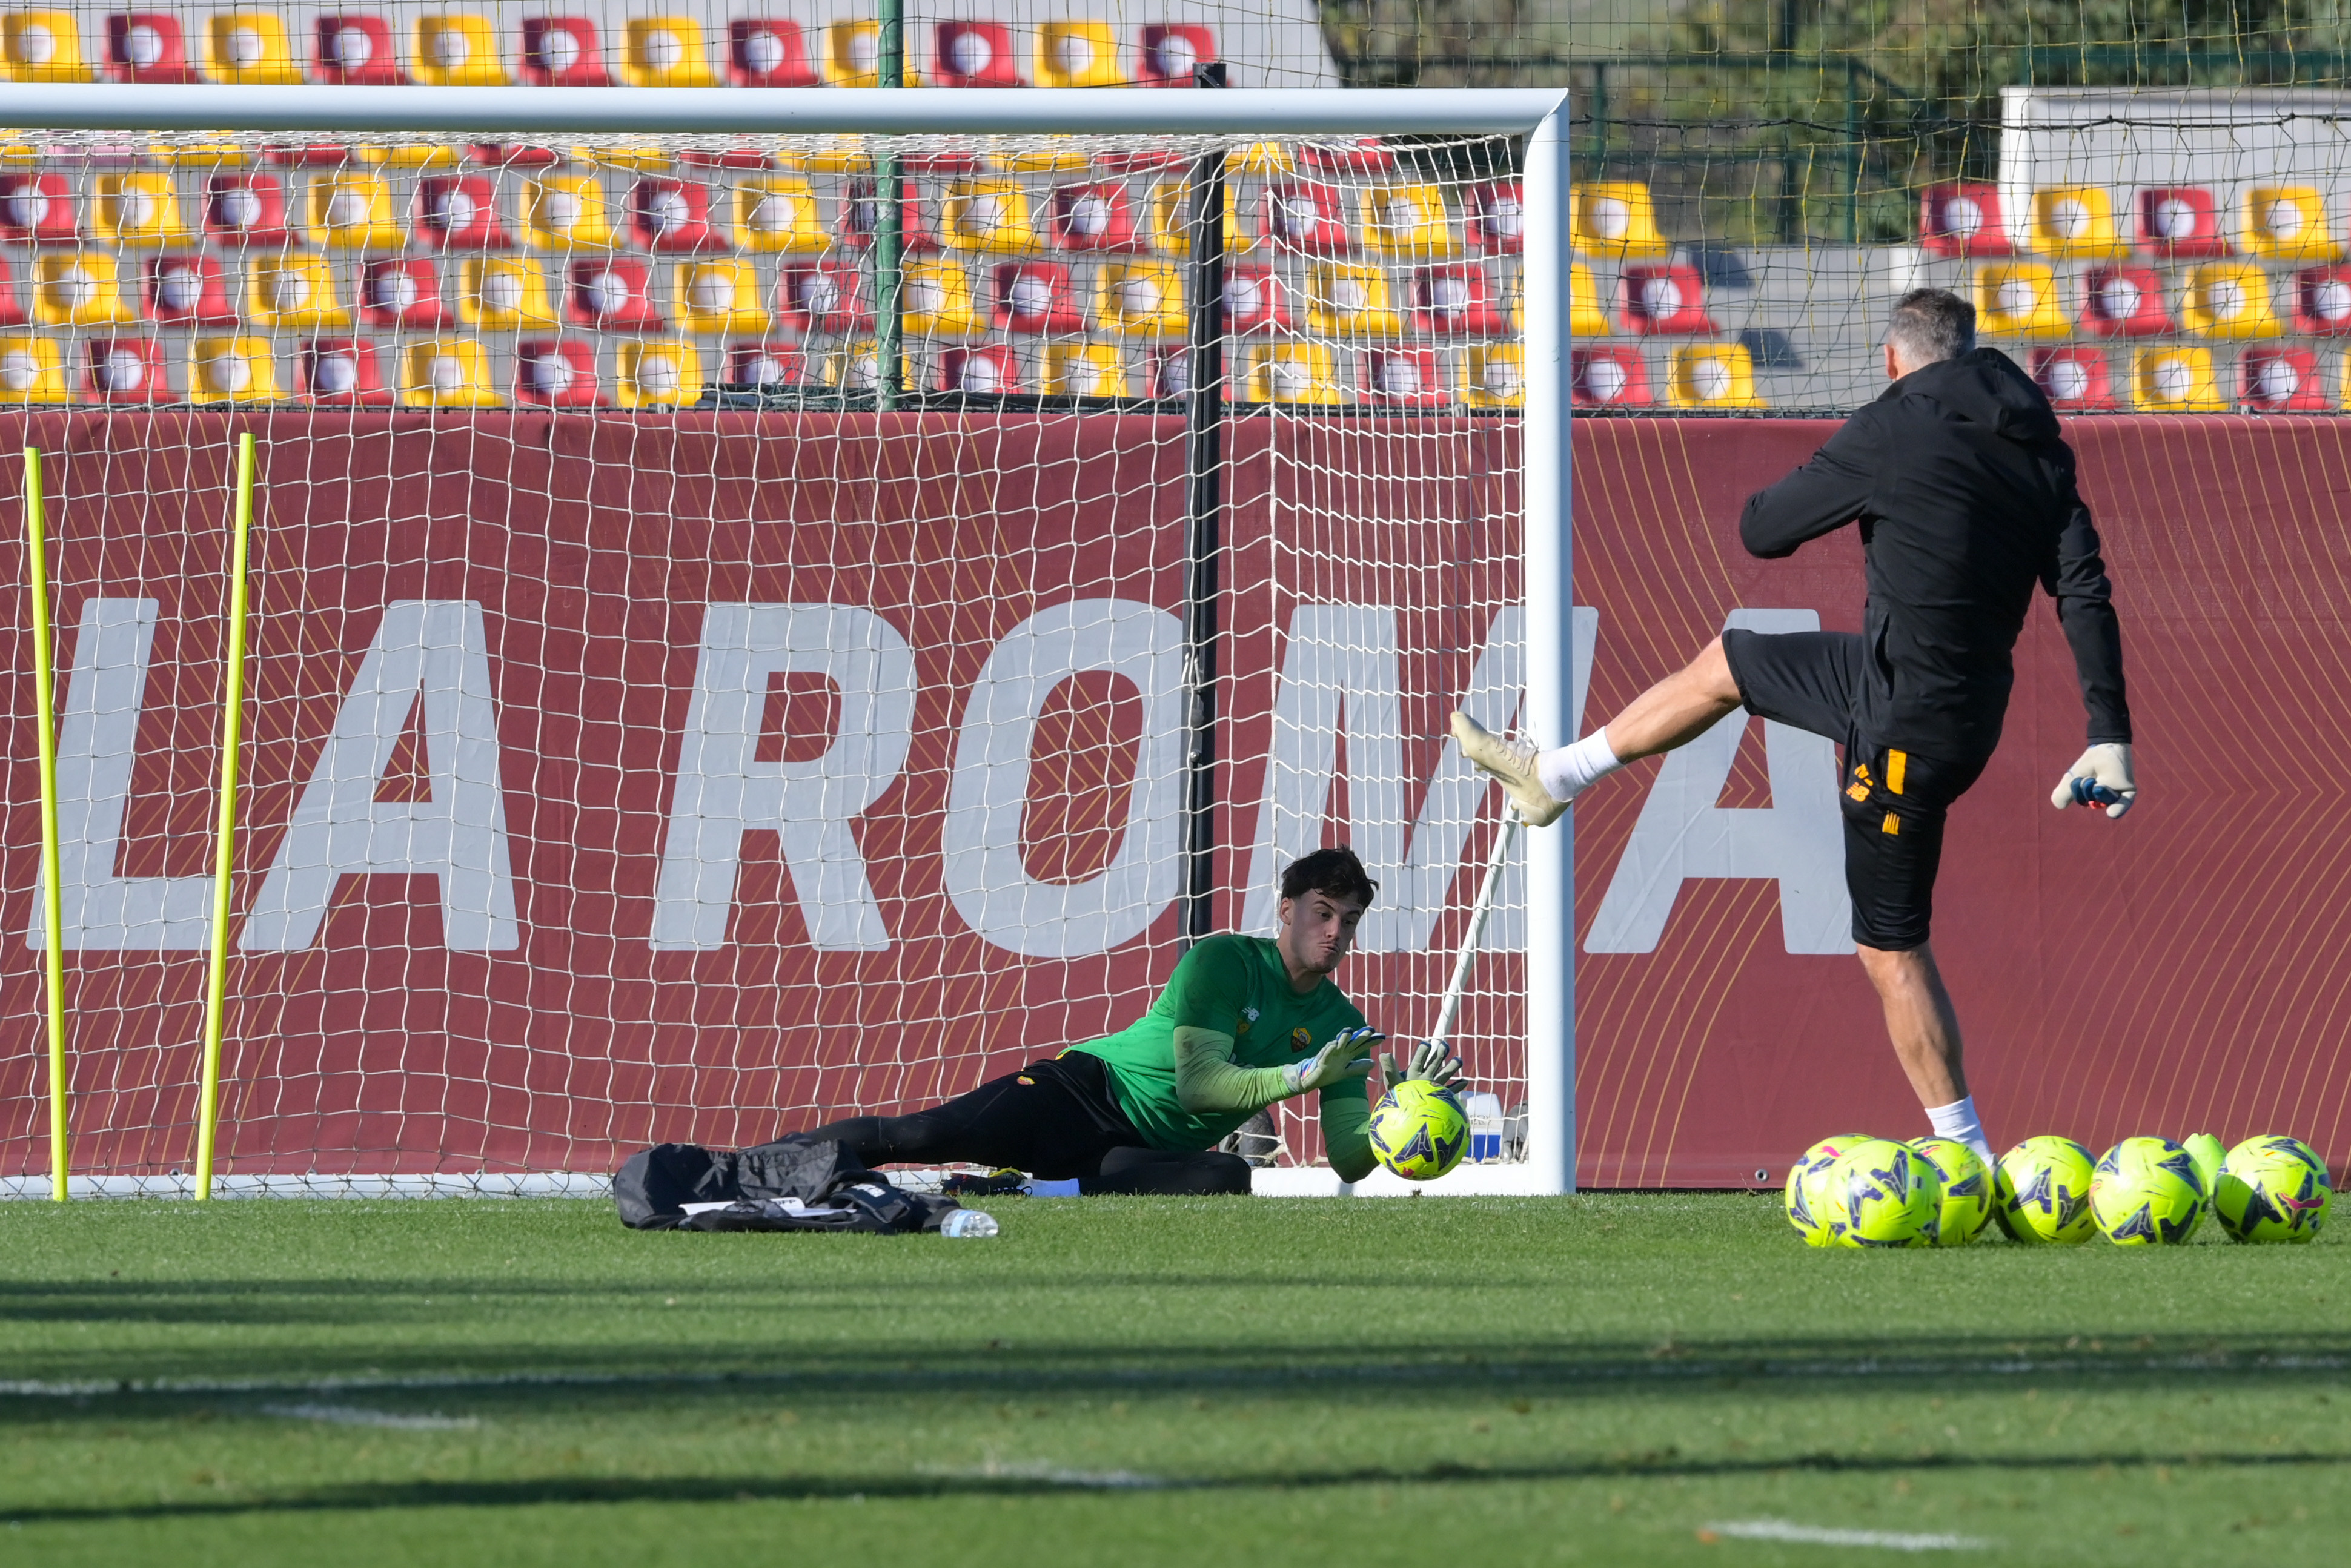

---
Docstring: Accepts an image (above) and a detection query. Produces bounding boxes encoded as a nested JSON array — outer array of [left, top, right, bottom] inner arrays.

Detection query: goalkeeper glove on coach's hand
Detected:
[[1385, 1037, 1465, 1092], [1280, 1026, 1382, 1096], [2051, 742, 2136, 819]]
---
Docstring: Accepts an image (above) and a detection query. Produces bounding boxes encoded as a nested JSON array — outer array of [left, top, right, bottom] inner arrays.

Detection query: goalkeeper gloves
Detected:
[[2051, 742, 2136, 819], [1385, 1037, 1466, 1093], [1279, 1026, 1382, 1096]]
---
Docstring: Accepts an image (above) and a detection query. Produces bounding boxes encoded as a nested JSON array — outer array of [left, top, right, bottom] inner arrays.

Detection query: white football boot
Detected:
[[1450, 710, 1569, 828]]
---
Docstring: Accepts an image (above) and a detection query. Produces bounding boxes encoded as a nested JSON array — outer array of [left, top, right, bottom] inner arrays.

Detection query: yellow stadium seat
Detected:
[[1227, 142, 1294, 174], [2026, 186, 2124, 259], [411, 15, 507, 87], [900, 260, 986, 336], [1570, 264, 1609, 335], [997, 137, 1090, 173], [0, 334, 68, 401], [1046, 343, 1128, 397], [1147, 178, 1245, 253], [732, 177, 826, 253], [1570, 182, 1668, 259], [575, 146, 671, 172], [1247, 343, 1345, 403], [33, 254, 136, 326], [245, 256, 351, 328], [2240, 185, 2338, 262], [148, 142, 250, 168], [522, 176, 615, 250], [820, 21, 914, 86], [2181, 262, 2280, 337], [618, 340, 705, 408], [458, 259, 557, 329], [1306, 263, 1403, 336], [189, 337, 280, 403], [2130, 346, 2224, 410], [779, 137, 870, 174], [1361, 185, 1455, 258], [400, 339, 500, 408], [1973, 263, 2069, 337], [93, 173, 188, 245], [621, 17, 717, 87], [307, 174, 404, 248], [201, 12, 302, 85], [1461, 345, 1525, 408], [366, 144, 460, 170], [674, 259, 768, 333], [943, 179, 1036, 253], [1, 10, 87, 81], [1094, 262, 1185, 337], [1666, 344, 1764, 409], [1035, 21, 1122, 87]]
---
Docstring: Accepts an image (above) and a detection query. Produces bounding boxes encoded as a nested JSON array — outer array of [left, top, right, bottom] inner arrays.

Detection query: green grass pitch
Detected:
[[2, 1194, 2346, 1565]]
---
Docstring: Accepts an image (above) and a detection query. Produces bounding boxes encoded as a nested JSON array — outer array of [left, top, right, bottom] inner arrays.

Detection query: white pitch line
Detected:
[[925, 1460, 1167, 1490], [260, 1402, 480, 1431], [1707, 1520, 1991, 1552]]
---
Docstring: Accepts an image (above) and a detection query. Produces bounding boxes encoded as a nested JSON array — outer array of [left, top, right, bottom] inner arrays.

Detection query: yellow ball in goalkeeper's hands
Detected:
[[1368, 1081, 1468, 1183], [2089, 1136, 2205, 1245], [1822, 1138, 1943, 1248], [1994, 1135, 2098, 1244], [1783, 1134, 1871, 1246], [2214, 1136, 2333, 1244], [1909, 1137, 1993, 1246]]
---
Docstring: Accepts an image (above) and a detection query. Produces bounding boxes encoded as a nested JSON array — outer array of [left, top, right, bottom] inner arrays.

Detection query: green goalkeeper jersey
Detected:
[[1070, 933, 1372, 1153]]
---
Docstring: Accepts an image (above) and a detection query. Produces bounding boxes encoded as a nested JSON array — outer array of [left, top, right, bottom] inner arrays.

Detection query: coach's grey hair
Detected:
[[1886, 288, 1976, 368]]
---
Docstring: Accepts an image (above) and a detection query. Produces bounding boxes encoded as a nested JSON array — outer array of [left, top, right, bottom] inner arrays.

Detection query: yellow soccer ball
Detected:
[[2089, 1137, 2205, 1245], [1910, 1137, 1993, 1246], [1822, 1138, 1943, 1248], [2213, 1136, 2333, 1244], [1368, 1081, 1469, 1182], [1783, 1134, 1870, 1246], [1994, 1136, 2098, 1244]]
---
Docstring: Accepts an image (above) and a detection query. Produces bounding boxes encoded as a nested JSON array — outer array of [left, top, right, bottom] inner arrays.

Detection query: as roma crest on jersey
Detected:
[[1291, 1027, 1313, 1053]]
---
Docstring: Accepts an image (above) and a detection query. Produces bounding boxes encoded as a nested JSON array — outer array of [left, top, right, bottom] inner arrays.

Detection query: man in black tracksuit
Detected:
[[1453, 289, 2135, 1165]]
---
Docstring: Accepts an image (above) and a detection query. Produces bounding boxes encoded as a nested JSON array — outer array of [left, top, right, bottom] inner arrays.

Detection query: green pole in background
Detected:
[[875, 0, 905, 410], [24, 448, 68, 1201], [192, 432, 256, 1202]]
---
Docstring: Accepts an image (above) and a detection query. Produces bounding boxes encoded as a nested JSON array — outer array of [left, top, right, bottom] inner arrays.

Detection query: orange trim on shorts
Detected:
[[1887, 750, 1908, 795]]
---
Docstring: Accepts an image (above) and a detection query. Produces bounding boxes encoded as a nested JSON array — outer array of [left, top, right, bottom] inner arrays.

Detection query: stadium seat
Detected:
[[264, 143, 368, 167], [901, 260, 986, 335], [2026, 186, 2125, 259], [943, 179, 1037, 252], [1568, 264, 1608, 335], [371, 144, 462, 170], [2136, 187, 2228, 257], [415, 175, 509, 249], [1146, 177, 1244, 252], [105, 12, 199, 81], [1917, 182, 2012, 257], [33, 253, 136, 326], [1141, 346, 1198, 398], [1046, 342, 1128, 396], [520, 16, 610, 85], [1, 173, 77, 243], [307, 174, 405, 248], [1226, 143, 1294, 174], [85, 337, 167, 402], [1138, 24, 1212, 85], [1051, 184, 1141, 251], [620, 16, 715, 87], [206, 174, 293, 245], [458, 258, 557, 329], [1, 9, 85, 79], [2129, 346, 2224, 411], [674, 259, 768, 333], [2077, 265, 2171, 336], [360, 258, 454, 329], [302, 338, 393, 405], [313, 15, 403, 84], [1302, 139, 1396, 173], [722, 342, 809, 390], [1572, 346, 1653, 408], [188, 335, 280, 402], [411, 14, 506, 85], [728, 19, 813, 85], [938, 343, 1021, 394], [2181, 262, 2280, 337], [1463, 345, 1527, 408], [565, 258, 663, 329], [1247, 343, 1344, 403], [836, 176, 936, 251], [732, 177, 826, 253], [1221, 264, 1288, 333], [584, 145, 672, 173], [1261, 184, 1350, 254], [0, 258, 24, 326], [1409, 265, 1506, 336], [1359, 347, 1447, 406], [245, 256, 351, 328], [1665, 343, 1763, 409], [1361, 184, 1454, 258], [777, 262, 869, 332], [1091, 261, 1184, 337], [1570, 182, 1669, 259], [399, 338, 500, 407], [1972, 263, 2069, 337], [514, 339, 600, 406], [2240, 185, 2337, 262], [629, 179, 726, 252], [1467, 182, 1523, 254], [1619, 264, 1716, 333], [522, 176, 615, 250], [93, 173, 188, 245], [617, 340, 704, 406], [145, 256, 233, 325], [469, 144, 562, 169], [1036, 21, 1121, 87], [996, 139, 1089, 173], [822, 20, 914, 86], [1305, 263, 1402, 336], [201, 12, 303, 84], [0, 334, 68, 400], [2028, 346, 2115, 410], [2241, 346, 2326, 410], [2291, 265, 2351, 334], [681, 146, 774, 173], [934, 21, 1021, 86], [991, 262, 1086, 332]]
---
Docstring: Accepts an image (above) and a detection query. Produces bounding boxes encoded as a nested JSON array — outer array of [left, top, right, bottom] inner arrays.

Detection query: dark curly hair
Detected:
[[1279, 845, 1378, 907]]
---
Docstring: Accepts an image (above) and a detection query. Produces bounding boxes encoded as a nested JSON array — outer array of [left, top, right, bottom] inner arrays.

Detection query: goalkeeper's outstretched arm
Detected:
[[1173, 1024, 1381, 1182]]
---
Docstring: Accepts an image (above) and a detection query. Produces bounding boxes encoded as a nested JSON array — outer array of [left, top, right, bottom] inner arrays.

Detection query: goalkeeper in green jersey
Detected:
[[798, 846, 1465, 1194]]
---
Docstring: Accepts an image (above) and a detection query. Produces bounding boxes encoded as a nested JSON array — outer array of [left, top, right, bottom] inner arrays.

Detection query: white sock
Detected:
[[1926, 1096, 1993, 1169], [1536, 730, 1625, 804]]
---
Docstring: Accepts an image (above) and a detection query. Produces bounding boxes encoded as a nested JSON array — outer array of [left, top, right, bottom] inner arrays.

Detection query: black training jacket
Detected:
[[1737, 347, 2131, 762]]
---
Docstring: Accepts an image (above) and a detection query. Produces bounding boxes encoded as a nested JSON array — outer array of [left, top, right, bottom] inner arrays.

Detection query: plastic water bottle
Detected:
[[941, 1209, 999, 1238], [1464, 1092, 1505, 1163]]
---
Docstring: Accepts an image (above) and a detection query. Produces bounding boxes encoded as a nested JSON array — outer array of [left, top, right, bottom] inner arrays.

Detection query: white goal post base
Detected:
[[1250, 1163, 1567, 1197]]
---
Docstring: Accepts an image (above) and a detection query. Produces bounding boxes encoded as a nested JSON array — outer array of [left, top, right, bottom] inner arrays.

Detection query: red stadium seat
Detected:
[[514, 339, 600, 406], [1573, 346, 1652, 408], [565, 258, 663, 329], [205, 174, 293, 245], [1221, 265, 1287, 334], [728, 19, 815, 86], [0, 257, 23, 327], [1137, 24, 1212, 85], [724, 342, 809, 389], [629, 179, 726, 252], [145, 256, 234, 325], [1260, 184, 1350, 254], [1918, 182, 2012, 257], [1, 174, 76, 245], [106, 12, 200, 81], [777, 262, 869, 332], [265, 144, 364, 167], [1050, 184, 1140, 251], [934, 21, 1021, 86], [1465, 182, 1523, 254], [302, 338, 393, 405], [836, 177, 935, 251], [1360, 348, 1446, 405], [993, 263, 1086, 332], [2077, 265, 2172, 336], [313, 15, 405, 84], [1619, 265, 1716, 333], [2241, 346, 2326, 410], [2136, 187, 2228, 257], [1301, 139, 1396, 173], [520, 16, 611, 85], [414, 175, 509, 249], [359, 259, 454, 329], [1410, 265, 1506, 335], [2291, 266, 2351, 334], [2028, 346, 2115, 411], [85, 337, 167, 402], [938, 344, 1021, 394], [469, 144, 562, 169]]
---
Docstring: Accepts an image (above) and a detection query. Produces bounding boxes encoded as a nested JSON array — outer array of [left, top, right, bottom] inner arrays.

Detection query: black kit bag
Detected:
[[614, 1134, 958, 1234]]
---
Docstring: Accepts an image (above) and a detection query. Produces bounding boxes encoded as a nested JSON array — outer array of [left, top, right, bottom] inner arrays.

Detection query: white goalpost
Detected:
[[0, 84, 1571, 1199]]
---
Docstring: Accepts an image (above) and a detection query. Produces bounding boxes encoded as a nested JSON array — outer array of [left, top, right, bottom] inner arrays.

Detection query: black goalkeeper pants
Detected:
[[800, 1053, 1252, 1195]]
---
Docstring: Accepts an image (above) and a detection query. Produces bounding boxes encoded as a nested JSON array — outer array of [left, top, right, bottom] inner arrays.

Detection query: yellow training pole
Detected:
[[25, 448, 68, 1202], [193, 432, 256, 1201]]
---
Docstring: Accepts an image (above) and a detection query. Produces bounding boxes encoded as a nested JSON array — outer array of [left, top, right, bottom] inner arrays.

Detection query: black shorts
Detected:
[[1721, 629, 1989, 951]]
